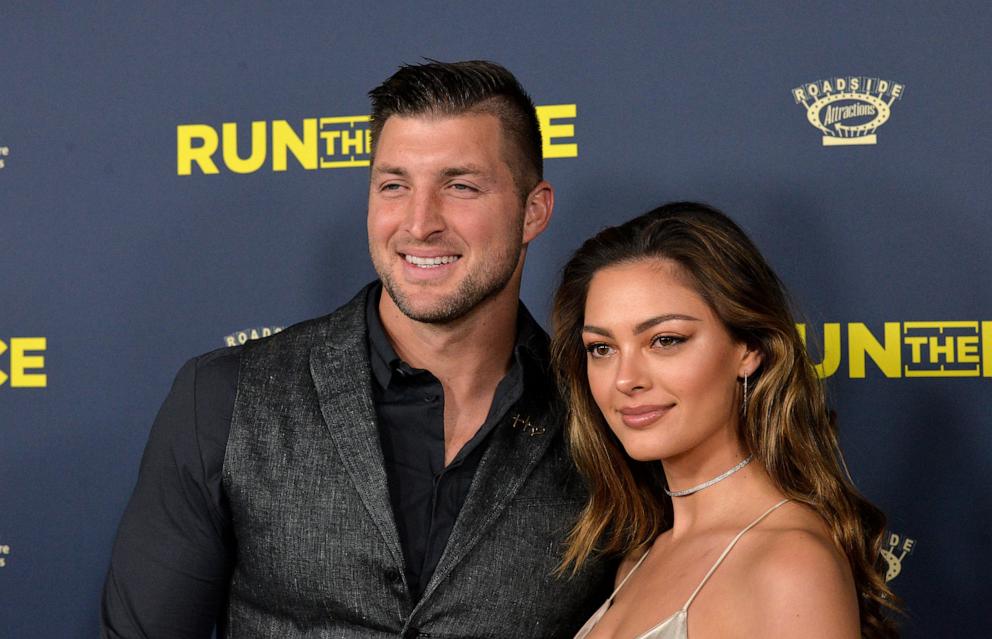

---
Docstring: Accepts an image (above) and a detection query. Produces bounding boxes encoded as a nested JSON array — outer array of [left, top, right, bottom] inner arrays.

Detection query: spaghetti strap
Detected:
[[609, 547, 653, 600], [681, 499, 791, 611]]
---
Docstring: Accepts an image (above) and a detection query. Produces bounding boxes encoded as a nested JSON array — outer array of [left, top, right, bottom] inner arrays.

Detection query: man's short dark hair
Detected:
[[368, 60, 543, 197]]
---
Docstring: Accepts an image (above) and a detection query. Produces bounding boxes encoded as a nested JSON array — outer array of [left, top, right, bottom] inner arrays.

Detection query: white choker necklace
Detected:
[[664, 454, 754, 497]]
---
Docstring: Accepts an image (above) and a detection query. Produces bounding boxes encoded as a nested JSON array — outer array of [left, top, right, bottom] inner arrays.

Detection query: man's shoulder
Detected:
[[238, 284, 373, 357], [181, 284, 374, 385]]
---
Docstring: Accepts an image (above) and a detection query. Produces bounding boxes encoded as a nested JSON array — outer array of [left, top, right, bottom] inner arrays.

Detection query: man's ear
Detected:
[[521, 180, 554, 244]]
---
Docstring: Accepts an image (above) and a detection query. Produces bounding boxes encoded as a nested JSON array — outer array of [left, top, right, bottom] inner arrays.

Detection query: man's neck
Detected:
[[377, 285, 520, 396]]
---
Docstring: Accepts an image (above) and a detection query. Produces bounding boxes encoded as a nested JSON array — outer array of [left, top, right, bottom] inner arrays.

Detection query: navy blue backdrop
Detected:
[[2, 3, 990, 636]]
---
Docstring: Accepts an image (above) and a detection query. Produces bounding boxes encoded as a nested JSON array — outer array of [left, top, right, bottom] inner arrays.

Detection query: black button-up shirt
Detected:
[[366, 287, 528, 599]]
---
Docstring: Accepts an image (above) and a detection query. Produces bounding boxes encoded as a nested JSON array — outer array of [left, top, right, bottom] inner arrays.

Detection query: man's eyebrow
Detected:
[[440, 165, 488, 178], [372, 164, 408, 177], [371, 164, 489, 179]]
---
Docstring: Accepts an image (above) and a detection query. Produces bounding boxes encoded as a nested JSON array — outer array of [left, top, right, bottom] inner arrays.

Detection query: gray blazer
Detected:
[[222, 286, 613, 638]]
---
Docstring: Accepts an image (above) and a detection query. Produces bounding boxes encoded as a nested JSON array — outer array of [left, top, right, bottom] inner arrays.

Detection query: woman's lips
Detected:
[[618, 404, 672, 428]]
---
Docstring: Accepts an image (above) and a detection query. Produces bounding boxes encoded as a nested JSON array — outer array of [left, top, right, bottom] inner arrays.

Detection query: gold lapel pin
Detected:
[[511, 413, 545, 437]]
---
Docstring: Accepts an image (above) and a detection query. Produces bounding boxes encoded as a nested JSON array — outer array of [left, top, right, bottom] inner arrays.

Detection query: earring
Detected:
[[742, 372, 749, 417]]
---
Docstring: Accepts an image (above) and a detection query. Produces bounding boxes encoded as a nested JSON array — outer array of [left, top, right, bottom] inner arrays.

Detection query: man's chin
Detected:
[[395, 295, 473, 324], [380, 281, 462, 324], [379, 261, 516, 326]]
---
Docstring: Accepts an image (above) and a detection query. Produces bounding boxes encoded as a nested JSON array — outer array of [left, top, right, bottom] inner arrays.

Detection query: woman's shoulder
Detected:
[[729, 500, 860, 637], [613, 545, 650, 588], [746, 500, 842, 562]]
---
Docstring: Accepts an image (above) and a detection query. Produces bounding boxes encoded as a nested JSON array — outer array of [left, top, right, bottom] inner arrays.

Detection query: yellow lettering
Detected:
[[796, 323, 841, 378], [848, 323, 901, 378], [928, 336, 954, 363], [225, 336, 236, 347], [321, 129, 342, 155], [0, 339, 7, 386], [792, 87, 807, 102], [272, 119, 318, 171], [983, 322, 992, 377], [904, 336, 927, 363], [177, 125, 220, 175], [341, 129, 364, 156], [536, 104, 578, 159], [956, 335, 979, 364], [10, 337, 47, 387], [222, 121, 267, 174]]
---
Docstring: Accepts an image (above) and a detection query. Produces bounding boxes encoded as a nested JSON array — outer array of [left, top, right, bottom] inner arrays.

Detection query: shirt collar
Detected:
[[365, 282, 547, 391]]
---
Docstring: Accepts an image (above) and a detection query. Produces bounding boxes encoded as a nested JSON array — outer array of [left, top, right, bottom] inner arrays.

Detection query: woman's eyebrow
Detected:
[[582, 314, 700, 338], [633, 314, 700, 334]]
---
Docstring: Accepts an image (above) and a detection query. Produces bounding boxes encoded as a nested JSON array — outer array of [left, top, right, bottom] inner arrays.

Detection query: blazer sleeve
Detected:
[[100, 348, 241, 638]]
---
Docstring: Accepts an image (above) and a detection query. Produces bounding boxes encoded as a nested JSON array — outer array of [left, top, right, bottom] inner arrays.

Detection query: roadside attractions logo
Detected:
[[880, 531, 916, 583], [798, 321, 992, 379], [792, 77, 905, 146], [224, 326, 284, 347], [177, 104, 578, 175], [0, 337, 47, 388]]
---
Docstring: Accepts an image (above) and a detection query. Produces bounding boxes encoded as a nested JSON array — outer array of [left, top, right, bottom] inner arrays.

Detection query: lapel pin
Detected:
[[511, 413, 545, 437]]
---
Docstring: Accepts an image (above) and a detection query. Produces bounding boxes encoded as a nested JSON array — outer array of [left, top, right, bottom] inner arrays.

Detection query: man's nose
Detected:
[[404, 190, 445, 240]]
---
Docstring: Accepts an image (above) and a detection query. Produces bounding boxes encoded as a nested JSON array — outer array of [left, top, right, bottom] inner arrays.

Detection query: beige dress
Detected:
[[573, 499, 791, 639]]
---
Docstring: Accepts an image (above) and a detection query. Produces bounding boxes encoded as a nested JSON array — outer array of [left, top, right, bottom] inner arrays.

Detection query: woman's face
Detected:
[[581, 259, 759, 462]]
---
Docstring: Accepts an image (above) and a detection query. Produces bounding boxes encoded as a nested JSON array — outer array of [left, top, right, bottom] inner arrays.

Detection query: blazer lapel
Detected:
[[308, 289, 405, 571], [418, 392, 562, 604]]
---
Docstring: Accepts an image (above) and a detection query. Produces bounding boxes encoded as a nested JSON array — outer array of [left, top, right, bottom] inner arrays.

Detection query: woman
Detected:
[[551, 202, 898, 638]]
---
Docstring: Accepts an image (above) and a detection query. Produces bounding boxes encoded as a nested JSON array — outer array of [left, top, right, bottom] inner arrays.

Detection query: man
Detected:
[[102, 60, 612, 638]]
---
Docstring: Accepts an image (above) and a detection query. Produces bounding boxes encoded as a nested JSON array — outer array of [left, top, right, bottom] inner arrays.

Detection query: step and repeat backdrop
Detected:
[[2, 3, 989, 637]]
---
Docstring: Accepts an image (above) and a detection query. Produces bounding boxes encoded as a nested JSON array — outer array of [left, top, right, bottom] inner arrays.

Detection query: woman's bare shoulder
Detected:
[[731, 501, 860, 638], [613, 544, 652, 588]]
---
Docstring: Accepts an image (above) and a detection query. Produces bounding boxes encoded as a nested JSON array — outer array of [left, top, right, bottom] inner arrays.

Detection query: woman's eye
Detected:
[[651, 335, 684, 349], [585, 343, 615, 358]]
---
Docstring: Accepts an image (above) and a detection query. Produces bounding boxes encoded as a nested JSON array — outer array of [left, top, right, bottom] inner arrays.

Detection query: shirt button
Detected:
[[424, 394, 437, 403]]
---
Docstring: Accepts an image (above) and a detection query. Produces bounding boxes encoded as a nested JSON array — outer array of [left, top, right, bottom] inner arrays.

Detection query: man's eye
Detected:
[[450, 183, 478, 192]]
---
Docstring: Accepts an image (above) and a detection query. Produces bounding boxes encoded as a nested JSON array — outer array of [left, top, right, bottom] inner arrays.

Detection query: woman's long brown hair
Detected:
[[550, 202, 899, 638]]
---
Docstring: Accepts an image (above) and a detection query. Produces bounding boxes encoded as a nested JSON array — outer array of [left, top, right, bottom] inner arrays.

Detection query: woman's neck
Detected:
[[663, 448, 783, 538]]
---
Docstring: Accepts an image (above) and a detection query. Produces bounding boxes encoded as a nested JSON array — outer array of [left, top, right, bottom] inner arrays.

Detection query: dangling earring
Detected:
[[742, 372, 749, 417]]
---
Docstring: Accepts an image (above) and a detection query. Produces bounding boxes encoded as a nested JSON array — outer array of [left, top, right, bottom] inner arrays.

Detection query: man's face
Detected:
[[368, 113, 539, 324]]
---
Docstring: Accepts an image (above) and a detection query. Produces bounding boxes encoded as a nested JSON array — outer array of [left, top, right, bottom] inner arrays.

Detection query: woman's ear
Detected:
[[739, 343, 764, 378]]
